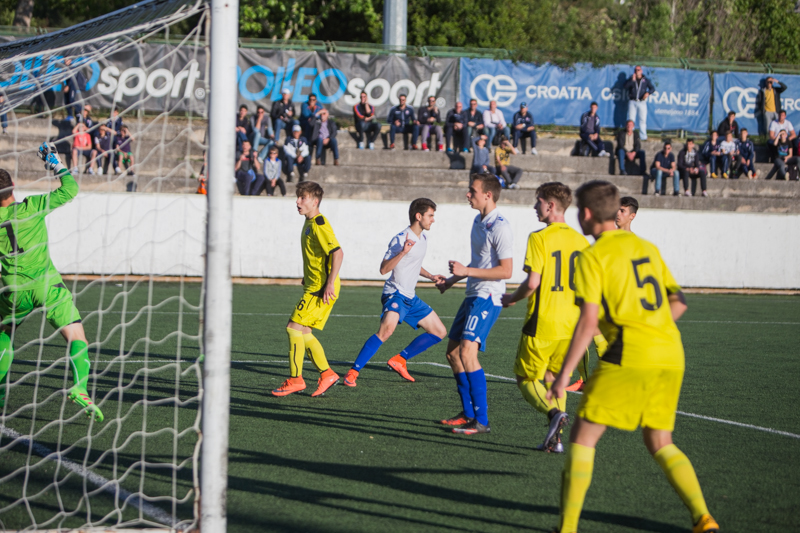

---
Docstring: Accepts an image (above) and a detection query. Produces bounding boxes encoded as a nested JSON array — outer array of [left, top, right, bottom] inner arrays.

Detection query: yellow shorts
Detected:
[[577, 361, 684, 432], [513, 335, 572, 381], [289, 290, 338, 330]]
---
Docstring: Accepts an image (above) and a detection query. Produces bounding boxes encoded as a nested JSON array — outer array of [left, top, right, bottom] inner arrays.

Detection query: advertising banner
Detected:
[[713, 71, 800, 135], [460, 58, 711, 132], [237, 50, 458, 119]]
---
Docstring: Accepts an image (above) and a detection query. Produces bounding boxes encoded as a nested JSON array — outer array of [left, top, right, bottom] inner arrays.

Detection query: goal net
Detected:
[[0, 0, 213, 530]]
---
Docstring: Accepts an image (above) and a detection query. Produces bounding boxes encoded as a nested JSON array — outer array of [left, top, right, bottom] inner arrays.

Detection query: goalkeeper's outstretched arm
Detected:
[[33, 142, 78, 213]]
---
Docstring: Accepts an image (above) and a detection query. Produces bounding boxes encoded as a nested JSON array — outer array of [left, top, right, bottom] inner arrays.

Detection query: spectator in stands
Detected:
[[615, 119, 646, 175], [283, 124, 311, 181], [495, 136, 523, 189], [769, 110, 796, 145], [114, 125, 135, 176], [765, 129, 798, 180], [235, 140, 263, 196], [250, 105, 275, 160], [300, 93, 323, 141], [717, 111, 740, 138], [757, 77, 787, 136], [262, 145, 286, 197], [677, 138, 707, 197], [235, 105, 252, 151], [312, 109, 339, 166], [62, 58, 85, 122], [464, 99, 484, 148], [79, 105, 95, 132], [271, 88, 297, 143], [107, 109, 123, 134], [71, 123, 94, 175], [470, 135, 494, 175], [647, 141, 677, 196], [445, 101, 467, 153], [353, 91, 380, 150], [719, 132, 738, 179], [94, 124, 113, 175], [624, 65, 655, 140], [512, 102, 537, 155], [737, 129, 757, 179], [387, 94, 419, 150], [701, 131, 722, 178], [483, 100, 510, 147], [580, 102, 609, 157], [419, 96, 444, 152]]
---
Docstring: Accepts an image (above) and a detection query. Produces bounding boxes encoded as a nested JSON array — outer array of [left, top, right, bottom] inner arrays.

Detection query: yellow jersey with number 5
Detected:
[[574, 229, 684, 369], [522, 222, 590, 340]]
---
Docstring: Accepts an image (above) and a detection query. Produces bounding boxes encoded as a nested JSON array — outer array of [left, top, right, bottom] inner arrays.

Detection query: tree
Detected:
[[13, 0, 34, 27]]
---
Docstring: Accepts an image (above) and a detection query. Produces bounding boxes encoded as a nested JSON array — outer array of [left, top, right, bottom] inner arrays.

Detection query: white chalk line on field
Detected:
[[20, 358, 800, 440], [0, 425, 179, 527]]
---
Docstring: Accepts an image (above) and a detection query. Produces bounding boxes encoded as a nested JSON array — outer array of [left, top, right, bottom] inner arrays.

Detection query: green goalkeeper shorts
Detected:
[[0, 282, 82, 329]]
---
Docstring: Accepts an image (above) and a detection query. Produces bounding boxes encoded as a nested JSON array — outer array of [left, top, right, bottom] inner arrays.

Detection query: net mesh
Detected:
[[0, 0, 209, 530]]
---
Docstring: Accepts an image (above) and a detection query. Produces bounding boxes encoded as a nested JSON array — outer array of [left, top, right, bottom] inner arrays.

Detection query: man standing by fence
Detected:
[[625, 66, 655, 141]]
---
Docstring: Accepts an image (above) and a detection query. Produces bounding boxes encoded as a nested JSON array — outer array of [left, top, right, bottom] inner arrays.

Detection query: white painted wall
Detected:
[[31, 192, 799, 289]]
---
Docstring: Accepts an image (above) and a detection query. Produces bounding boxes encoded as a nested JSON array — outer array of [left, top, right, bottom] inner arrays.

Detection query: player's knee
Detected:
[[642, 427, 673, 455], [376, 325, 394, 342]]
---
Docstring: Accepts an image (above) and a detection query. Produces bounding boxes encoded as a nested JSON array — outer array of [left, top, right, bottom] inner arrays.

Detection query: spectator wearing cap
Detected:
[[677, 138, 708, 197], [311, 109, 339, 166], [262, 145, 287, 197], [464, 99, 484, 148], [300, 93, 323, 141], [387, 94, 419, 150], [419, 96, 444, 152], [511, 102, 537, 155], [624, 65, 655, 140], [717, 111, 740, 139], [353, 91, 380, 149], [757, 76, 787, 136], [250, 105, 275, 160], [283, 124, 311, 181], [737, 129, 757, 179], [444, 101, 467, 153], [647, 141, 677, 195], [235, 105, 252, 151], [482, 100, 510, 147], [764, 129, 798, 180], [579, 102, 609, 157], [235, 140, 263, 196], [470, 135, 495, 175], [271, 88, 297, 144], [701, 131, 723, 179], [616, 120, 646, 175], [495, 136, 523, 189]]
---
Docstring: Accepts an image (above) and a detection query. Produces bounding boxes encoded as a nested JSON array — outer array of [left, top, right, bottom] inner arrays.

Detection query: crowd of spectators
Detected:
[[65, 105, 135, 177]]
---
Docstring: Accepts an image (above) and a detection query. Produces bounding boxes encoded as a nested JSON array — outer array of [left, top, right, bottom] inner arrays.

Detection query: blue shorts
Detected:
[[449, 296, 502, 352], [381, 293, 433, 330]]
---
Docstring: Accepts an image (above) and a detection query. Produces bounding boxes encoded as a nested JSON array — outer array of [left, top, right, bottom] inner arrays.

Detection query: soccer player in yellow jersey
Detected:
[[547, 180, 718, 533], [272, 182, 343, 398], [615, 196, 638, 232], [502, 183, 596, 452]]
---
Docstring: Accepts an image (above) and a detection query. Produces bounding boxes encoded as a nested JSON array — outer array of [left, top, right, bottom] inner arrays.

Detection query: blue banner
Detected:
[[460, 58, 710, 132], [713, 72, 800, 135]]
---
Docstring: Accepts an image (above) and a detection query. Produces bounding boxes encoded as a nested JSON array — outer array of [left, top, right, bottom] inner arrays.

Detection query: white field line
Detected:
[[0, 425, 179, 527], [19, 358, 799, 440]]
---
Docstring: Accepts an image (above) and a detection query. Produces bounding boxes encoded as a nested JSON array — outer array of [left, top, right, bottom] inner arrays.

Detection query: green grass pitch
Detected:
[[0, 282, 798, 532]]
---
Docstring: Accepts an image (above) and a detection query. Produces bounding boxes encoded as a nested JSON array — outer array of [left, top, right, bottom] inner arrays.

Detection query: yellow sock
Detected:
[[654, 444, 709, 523], [518, 378, 557, 415], [544, 381, 566, 413], [303, 333, 330, 373], [561, 443, 595, 533], [286, 328, 305, 377], [593, 334, 608, 358]]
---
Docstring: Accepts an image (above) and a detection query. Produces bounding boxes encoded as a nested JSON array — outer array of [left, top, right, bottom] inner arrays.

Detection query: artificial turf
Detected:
[[0, 282, 798, 532]]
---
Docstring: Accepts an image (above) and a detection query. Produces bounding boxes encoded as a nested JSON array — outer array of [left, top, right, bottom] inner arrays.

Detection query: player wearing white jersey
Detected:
[[344, 199, 448, 387], [437, 174, 514, 435]]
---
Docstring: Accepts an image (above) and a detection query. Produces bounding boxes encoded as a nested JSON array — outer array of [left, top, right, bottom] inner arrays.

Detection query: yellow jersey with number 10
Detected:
[[574, 229, 684, 369], [522, 222, 590, 340], [301, 214, 341, 294]]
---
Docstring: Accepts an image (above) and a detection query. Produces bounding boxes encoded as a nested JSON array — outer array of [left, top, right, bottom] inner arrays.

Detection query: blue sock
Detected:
[[454, 372, 475, 418], [400, 333, 442, 360], [352, 335, 383, 371], [466, 369, 488, 425]]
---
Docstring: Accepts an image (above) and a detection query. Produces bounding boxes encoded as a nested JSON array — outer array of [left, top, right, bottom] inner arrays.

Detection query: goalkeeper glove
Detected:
[[37, 142, 66, 174]]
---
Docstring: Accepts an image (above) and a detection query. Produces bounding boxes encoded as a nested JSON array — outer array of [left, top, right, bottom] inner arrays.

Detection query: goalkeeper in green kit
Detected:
[[0, 142, 103, 422]]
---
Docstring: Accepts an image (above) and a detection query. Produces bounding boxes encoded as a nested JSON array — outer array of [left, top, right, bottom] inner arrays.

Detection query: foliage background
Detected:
[[2, 0, 799, 64]]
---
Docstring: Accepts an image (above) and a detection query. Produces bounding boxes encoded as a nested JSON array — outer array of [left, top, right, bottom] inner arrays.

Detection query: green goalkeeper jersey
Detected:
[[0, 171, 78, 290]]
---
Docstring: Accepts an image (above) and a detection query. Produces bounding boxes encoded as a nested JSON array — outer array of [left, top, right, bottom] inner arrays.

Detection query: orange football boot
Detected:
[[312, 369, 340, 397], [387, 355, 415, 382], [344, 369, 359, 387], [440, 412, 473, 426], [565, 379, 585, 392], [272, 376, 306, 397]]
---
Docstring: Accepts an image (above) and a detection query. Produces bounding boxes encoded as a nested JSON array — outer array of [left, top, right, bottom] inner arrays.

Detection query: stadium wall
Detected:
[[38, 193, 799, 290]]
